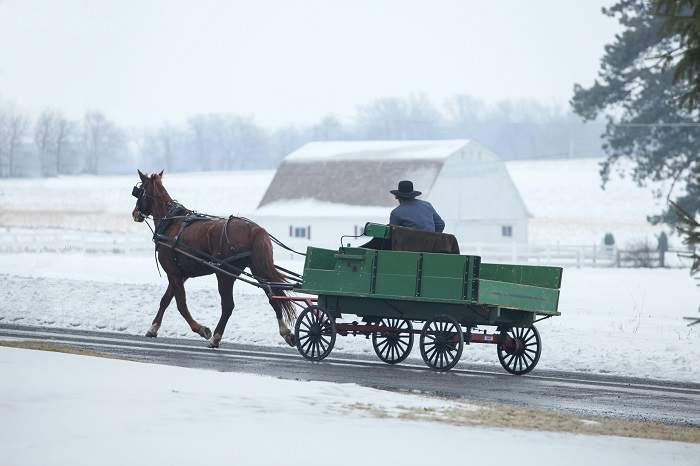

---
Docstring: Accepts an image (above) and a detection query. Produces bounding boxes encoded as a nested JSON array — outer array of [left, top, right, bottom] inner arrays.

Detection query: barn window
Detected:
[[501, 225, 513, 237], [290, 226, 311, 239]]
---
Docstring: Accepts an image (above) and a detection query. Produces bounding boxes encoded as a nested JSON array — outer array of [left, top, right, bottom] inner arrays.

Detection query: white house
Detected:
[[253, 140, 529, 251]]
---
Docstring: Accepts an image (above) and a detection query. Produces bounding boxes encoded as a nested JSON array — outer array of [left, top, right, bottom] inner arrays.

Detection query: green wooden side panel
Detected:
[[332, 247, 373, 294], [477, 279, 560, 313], [375, 250, 418, 297], [303, 246, 336, 271], [421, 254, 466, 301], [479, 263, 562, 289], [301, 247, 373, 295], [300, 246, 562, 317]]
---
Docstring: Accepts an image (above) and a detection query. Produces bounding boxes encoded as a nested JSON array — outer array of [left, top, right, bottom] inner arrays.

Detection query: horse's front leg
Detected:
[[145, 283, 175, 337], [171, 275, 212, 340], [208, 274, 236, 348]]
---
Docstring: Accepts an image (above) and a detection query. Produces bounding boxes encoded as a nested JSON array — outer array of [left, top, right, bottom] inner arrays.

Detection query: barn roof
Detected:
[[258, 140, 470, 208], [284, 140, 470, 162]]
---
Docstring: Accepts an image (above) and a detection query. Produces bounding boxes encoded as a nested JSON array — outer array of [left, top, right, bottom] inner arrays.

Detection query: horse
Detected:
[[131, 170, 296, 348]]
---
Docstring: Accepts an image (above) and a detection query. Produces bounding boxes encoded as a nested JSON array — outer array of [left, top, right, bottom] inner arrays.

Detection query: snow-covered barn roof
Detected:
[[256, 139, 529, 221], [258, 140, 470, 208]]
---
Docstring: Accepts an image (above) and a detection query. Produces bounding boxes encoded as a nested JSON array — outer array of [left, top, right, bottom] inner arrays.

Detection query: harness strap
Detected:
[[170, 219, 189, 270]]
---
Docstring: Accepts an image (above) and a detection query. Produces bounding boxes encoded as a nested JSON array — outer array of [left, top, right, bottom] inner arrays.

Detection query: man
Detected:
[[389, 180, 445, 233]]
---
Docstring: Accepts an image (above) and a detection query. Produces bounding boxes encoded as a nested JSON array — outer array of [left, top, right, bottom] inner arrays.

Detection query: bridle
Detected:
[[132, 182, 151, 221], [132, 182, 188, 223]]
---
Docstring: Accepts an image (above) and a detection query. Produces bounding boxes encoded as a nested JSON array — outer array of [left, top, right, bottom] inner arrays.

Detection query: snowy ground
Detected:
[[0, 251, 698, 383], [1, 347, 697, 466]]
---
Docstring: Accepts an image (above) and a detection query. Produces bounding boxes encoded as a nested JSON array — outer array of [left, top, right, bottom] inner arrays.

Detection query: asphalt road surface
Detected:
[[2, 323, 698, 427]]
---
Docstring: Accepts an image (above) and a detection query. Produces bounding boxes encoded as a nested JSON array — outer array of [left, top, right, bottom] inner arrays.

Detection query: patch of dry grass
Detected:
[[0, 339, 119, 359], [346, 400, 700, 444]]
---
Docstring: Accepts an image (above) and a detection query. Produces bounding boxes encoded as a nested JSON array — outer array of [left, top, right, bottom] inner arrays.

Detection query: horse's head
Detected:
[[132, 169, 165, 222]]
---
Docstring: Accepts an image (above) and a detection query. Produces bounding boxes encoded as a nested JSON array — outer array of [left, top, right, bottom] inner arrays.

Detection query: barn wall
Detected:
[[253, 215, 528, 259], [426, 144, 530, 224]]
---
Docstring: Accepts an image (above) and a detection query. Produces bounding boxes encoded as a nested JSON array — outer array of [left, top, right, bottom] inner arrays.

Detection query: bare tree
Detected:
[[82, 111, 126, 174], [34, 110, 58, 176], [0, 112, 30, 177], [53, 116, 75, 174], [158, 123, 175, 170]]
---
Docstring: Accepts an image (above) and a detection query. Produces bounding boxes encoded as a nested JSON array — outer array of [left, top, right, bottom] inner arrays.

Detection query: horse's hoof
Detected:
[[145, 324, 159, 338], [284, 333, 296, 347], [197, 325, 212, 340], [208, 333, 222, 348]]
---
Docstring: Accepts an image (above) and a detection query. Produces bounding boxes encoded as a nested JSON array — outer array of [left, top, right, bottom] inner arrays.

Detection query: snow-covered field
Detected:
[[2, 347, 697, 466], [0, 161, 697, 382], [0, 158, 672, 246]]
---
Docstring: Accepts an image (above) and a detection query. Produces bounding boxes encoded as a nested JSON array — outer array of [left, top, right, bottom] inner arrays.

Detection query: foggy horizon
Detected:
[[0, 0, 621, 128]]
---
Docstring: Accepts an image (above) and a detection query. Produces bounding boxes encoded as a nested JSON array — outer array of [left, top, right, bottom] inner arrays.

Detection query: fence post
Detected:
[[577, 248, 581, 268], [592, 244, 597, 267], [616, 248, 621, 268]]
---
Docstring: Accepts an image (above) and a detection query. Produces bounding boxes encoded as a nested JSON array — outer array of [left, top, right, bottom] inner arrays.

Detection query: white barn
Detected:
[[253, 140, 529, 250]]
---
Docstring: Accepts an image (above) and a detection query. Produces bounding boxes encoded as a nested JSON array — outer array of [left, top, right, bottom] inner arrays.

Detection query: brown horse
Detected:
[[131, 170, 296, 348]]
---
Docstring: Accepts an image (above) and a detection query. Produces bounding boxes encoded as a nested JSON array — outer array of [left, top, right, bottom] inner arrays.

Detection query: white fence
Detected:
[[459, 242, 617, 268], [0, 227, 691, 269], [457, 242, 690, 268]]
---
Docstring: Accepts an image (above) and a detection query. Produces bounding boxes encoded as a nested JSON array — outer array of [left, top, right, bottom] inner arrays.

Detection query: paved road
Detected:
[[2, 323, 699, 427]]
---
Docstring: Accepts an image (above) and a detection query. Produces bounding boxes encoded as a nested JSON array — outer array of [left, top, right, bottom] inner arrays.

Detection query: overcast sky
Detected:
[[0, 0, 620, 128]]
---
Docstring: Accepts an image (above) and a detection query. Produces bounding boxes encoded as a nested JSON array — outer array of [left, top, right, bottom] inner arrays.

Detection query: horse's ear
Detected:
[[137, 169, 148, 183], [157, 170, 164, 178]]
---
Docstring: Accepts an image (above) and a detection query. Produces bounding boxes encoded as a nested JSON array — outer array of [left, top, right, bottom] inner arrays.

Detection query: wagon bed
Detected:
[[290, 223, 563, 374]]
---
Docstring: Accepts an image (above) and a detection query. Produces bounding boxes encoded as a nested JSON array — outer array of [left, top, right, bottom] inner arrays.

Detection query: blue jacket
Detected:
[[389, 199, 445, 233]]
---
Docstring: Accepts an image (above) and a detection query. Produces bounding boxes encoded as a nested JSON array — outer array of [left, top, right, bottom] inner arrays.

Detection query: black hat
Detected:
[[390, 180, 421, 198]]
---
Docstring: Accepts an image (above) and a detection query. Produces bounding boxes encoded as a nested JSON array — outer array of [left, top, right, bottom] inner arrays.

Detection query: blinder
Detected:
[[132, 183, 144, 199]]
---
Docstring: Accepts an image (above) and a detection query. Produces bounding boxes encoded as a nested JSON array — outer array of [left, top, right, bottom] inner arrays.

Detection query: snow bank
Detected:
[[2, 347, 697, 466]]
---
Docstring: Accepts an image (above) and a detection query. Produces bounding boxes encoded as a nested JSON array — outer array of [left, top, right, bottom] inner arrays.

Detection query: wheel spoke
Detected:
[[301, 337, 312, 352], [428, 347, 440, 364], [376, 338, 391, 351]]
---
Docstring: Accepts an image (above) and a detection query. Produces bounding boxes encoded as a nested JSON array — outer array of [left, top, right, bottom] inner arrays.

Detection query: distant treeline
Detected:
[[0, 94, 604, 177]]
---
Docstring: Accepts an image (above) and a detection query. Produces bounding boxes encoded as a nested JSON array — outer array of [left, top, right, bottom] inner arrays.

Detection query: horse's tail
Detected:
[[250, 227, 297, 326]]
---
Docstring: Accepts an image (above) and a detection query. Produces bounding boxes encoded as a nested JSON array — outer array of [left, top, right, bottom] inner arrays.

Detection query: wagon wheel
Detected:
[[497, 326, 541, 375], [419, 315, 464, 372], [294, 305, 336, 361], [372, 318, 414, 364]]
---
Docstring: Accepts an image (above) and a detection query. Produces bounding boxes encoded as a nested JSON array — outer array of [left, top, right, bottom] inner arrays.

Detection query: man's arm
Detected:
[[432, 206, 445, 233], [389, 209, 400, 226]]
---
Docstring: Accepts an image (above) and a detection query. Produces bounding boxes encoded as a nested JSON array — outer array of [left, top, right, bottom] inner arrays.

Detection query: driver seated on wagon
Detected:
[[389, 180, 445, 233]]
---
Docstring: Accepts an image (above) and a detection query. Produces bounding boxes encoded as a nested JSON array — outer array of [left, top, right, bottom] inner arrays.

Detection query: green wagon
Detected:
[[290, 223, 562, 374]]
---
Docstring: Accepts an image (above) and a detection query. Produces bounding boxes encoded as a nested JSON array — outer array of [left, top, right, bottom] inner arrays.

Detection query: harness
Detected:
[[131, 182, 303, 289]]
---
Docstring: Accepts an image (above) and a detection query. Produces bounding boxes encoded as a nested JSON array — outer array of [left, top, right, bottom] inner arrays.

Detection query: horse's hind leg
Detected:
[[209, 273, 236, 348], [146, 283, 175, 337], [170, 275, 212, 340], [268, 290, 295, 347]]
